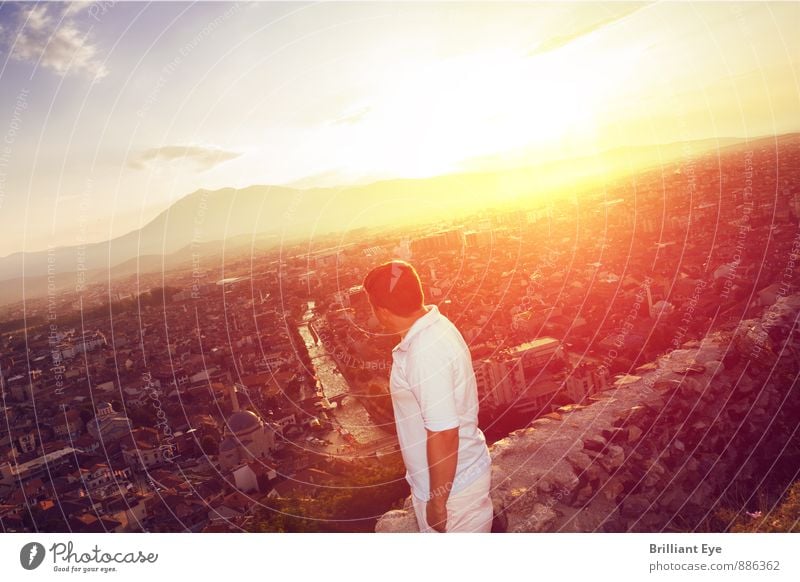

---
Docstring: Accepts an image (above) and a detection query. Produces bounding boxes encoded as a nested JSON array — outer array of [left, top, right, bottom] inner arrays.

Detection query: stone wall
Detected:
[[376, 294, 800, 533]]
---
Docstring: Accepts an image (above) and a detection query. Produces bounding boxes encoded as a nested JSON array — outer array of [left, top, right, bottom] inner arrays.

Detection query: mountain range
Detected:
[[0, 133, 788, 307]]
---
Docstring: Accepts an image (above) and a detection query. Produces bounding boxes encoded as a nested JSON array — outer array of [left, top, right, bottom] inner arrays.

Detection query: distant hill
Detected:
[[0, 132, 792, 306]]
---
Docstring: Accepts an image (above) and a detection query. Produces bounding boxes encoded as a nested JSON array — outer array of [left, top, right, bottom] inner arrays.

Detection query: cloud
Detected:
[[3, 3, 109, 80], [128, 145, 242, 172], [526, 3, 651, 57], [329, 105, 372, 126]]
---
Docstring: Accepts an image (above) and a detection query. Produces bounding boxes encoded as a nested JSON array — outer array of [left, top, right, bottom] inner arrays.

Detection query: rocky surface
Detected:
[[376, 294, 800, 533]]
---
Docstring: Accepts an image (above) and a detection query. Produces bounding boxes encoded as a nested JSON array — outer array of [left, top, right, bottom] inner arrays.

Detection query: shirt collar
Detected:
[[392, 304, 440, 353]]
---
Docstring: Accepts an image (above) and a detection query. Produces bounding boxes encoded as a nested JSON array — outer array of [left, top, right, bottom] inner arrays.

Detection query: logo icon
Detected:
[[20, 542, 46, 570]]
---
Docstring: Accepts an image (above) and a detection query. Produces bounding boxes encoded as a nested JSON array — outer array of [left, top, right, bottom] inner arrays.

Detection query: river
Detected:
[[298, 301, 390, 445]]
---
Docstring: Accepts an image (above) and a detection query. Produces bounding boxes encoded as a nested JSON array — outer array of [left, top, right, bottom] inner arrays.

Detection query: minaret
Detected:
[[646, 280, 654, 319], [229, 384, 240, 413]]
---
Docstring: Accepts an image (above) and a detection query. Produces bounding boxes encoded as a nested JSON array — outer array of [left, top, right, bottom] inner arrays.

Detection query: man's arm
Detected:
[[406, 344, 461, 531], [425, 426, 459, 532], [427, 426, 459, 503]]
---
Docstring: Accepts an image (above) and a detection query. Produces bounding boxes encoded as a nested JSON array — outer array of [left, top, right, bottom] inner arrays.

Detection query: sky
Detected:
[[0, 0, 798, 255]]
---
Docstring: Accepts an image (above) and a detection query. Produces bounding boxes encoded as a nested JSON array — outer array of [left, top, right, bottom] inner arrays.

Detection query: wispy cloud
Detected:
[[3, 3, 109, 80], [128, 145, 242, 172], [329, 105, 372, 126], [527, 3, 651, 57]]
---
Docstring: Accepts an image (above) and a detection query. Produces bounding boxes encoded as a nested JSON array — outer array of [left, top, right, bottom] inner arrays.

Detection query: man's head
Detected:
[[362, 260, 426, 333]]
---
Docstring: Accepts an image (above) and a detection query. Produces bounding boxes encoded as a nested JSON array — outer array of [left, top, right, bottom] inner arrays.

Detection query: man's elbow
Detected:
[[425, 425, 460, 440]]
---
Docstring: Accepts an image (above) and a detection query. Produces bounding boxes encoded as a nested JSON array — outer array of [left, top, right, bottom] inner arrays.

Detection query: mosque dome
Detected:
[[227, 410, 262, 435]]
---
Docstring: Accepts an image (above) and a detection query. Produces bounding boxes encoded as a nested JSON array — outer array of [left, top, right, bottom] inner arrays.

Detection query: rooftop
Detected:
[[508, 337, 560, 355]]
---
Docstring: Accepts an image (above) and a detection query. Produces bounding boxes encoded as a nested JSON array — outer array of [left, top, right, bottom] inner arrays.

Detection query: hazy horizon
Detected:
[[1, 130, 792, 261], [1, 1, 798, 255]]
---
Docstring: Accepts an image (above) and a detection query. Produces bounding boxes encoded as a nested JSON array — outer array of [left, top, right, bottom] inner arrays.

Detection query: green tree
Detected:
[[200, 435, 218, 456], [128, 405, 157, 428], [252, 457, 407, 532]]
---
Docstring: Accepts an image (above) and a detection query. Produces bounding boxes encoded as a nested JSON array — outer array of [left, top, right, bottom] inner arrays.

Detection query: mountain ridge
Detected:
[[0, 133, 792, 307]]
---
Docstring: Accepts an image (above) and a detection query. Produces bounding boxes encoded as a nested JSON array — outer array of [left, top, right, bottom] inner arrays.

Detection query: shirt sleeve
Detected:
[[406, 344, 460, 432]]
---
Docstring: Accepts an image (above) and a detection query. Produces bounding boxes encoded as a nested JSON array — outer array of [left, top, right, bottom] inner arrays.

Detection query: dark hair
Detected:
[[362, 260, 424, 317]]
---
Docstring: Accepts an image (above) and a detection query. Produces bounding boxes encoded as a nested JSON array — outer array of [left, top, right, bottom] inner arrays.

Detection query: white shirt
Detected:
[[389, 304, 492, 502]]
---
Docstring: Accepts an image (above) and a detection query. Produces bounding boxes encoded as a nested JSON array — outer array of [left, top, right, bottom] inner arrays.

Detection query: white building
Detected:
[[58, 331, 107, 360], [218, 385, 278, 472], [507, 337, 565, 381], [565, 362, 610, 402], [232, 462, 277, 494], [87, 402, 132, 445], [473, 357, 526, 409]]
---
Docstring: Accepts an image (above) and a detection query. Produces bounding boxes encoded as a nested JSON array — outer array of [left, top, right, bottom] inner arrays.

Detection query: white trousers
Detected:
[[411, 469, 493, 533]]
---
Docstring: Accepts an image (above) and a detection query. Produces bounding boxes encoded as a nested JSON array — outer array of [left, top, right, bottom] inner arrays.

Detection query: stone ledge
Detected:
[[376, 294, 800, 532]]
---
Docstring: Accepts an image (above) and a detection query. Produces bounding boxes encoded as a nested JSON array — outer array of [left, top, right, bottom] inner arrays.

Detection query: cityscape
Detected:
[[0, 1, 798, 537], [2, 132, 798, 532]]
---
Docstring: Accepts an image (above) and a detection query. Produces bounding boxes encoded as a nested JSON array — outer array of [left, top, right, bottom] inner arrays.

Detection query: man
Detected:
[[362, 260, 493, 533]]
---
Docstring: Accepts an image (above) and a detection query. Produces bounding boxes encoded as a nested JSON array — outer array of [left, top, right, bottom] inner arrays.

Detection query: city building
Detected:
[[218, 385, 278, 471], [87, 402, 133, 447]]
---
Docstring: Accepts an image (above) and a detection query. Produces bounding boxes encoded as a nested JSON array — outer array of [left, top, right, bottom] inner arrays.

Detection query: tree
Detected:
[[251, 457, 408, 532], [128, 406, 157, 428], [79, 408, 95, 425], [252, 497, 325, 532], [200, 435, 218, 456]]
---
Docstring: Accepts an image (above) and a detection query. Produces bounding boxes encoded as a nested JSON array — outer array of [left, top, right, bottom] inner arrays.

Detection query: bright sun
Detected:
[[323, 45, 635, 180]]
